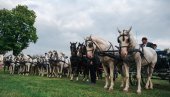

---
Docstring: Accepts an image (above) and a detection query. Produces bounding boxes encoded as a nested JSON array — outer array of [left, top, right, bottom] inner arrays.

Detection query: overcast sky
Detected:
[[0, 0, 170, 56]]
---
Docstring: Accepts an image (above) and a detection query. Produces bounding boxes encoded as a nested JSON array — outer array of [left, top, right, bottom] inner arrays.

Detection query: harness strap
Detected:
[[107, 42, 114, 51], [129, 48, 150, 65]]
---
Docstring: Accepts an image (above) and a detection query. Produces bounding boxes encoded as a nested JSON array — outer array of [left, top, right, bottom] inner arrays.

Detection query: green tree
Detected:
[[0, 5, 38, 55]]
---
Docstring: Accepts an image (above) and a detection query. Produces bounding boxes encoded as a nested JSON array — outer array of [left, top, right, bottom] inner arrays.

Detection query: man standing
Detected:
[[88, 53, 100, 85]]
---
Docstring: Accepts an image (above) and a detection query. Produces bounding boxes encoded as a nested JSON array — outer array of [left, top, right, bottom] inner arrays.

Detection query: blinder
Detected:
[[85, 39, 99, 57], [117, 34, 130, 43]]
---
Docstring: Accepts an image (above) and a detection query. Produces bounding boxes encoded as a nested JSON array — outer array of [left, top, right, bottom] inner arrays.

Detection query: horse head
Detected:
[[70, 42, 77, 56], [117, 26, 134, 58]]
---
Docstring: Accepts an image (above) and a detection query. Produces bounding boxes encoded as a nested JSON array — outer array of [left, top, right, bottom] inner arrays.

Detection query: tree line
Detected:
[[0, 5, 38, 55]]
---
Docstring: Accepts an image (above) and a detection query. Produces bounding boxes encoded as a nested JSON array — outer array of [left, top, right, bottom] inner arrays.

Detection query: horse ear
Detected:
[[89, 35, 93, 41], [75, 42, 77, 44], [127, 26, 132, 34], [70, 42, 72, 44], [117, 27, 121, 33]]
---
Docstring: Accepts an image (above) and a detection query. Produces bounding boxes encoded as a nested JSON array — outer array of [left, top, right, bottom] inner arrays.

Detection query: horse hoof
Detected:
[[145, 87, 149, 90], [137, 90, 141, 94], [104, 86, 108, 89], [123, 89, 128, 92], [149, 87, 153, 90], [120, 85, 124, 88], [109, 88, 113, 91]]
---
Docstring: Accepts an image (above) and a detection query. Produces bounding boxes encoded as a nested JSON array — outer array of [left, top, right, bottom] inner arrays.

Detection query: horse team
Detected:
[[3, 51, 71, 78], [2, 27, 157, 94]]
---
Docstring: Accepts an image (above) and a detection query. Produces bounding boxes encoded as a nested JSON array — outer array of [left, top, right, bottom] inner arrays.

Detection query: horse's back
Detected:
[[142, 47, 157, 64]]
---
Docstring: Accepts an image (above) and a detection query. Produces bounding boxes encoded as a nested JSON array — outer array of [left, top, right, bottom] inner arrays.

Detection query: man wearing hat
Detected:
[[140, 37, 154, 49]]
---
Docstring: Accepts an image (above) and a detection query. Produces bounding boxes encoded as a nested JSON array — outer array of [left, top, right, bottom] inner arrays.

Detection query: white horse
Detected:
[[117, 27, 157, 93], [85, 35, 115, 90], [48, 50, 59, 77], [21, 54, 32, 75], [9, 54, 16, 74], [30, 56, 38, 75], [57, 52, 71, 78]]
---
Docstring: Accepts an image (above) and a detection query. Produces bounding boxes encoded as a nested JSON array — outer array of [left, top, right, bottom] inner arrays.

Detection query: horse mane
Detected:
[[129, 32, 138, 48], [91, 36, 110, 45], [86, 35, 111, 51]]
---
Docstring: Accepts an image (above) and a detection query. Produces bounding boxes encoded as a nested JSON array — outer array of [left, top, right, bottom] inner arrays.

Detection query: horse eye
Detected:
[[88, 43, 93, 48]]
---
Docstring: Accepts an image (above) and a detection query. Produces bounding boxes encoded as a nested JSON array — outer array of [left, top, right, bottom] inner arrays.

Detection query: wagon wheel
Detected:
[[141, 72, 147, 86], [129, 72, 137, 86], [129, 66, 148, 86], [141, 66, 148, 86], [130, 72, 147, 86]]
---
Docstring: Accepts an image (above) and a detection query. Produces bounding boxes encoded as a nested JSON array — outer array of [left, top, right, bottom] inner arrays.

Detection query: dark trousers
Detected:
[[89, 64, 97, 84]]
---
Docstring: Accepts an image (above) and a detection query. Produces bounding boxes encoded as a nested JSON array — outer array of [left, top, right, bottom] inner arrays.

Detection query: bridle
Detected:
[[85, 37, 99, 56], [70, 43, 77, 56], [117, 33, 131, 49], [77, 44, 86, 57]]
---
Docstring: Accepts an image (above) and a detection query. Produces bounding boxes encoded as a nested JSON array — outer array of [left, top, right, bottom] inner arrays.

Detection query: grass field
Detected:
[[0, 71, 170, 97]]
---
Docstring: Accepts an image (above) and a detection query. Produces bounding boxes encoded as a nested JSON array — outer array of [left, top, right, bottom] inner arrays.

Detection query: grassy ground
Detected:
[[0, 71, 170, 97]]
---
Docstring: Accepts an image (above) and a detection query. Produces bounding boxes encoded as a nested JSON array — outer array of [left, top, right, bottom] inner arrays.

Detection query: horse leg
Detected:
[[102, 64, 109, 89], [148, 65, 155, 89], [82, 65, 86, 81], [96, 70, 99, 81], [46, 64, 49, 77], [145, 66, 150, 89], [18, 66, 21, 75], [4, 65, 6, 73], [51, 66, 54, 77], [120, 64, 126, 88], [109, 62, 114, 91], [48, 64, 52, 77], [22, 65, 25, 75], [70, 67, 74, 81], [38, 66, 41, 76], [18, 66, 20, 74], [27, 64, 31, 76], [66, 65, 69, 78], [123, 63, 129, 92], [55, 66, 58, 77], [40, 67, 43, 76], [25, 64, 28, 76], [76, 67, 79, 81], [86, 66, 90, 82], [9, 65, 12, 74], [136, 59, 142, 94], [60, 64, 64, 78], [12, 64, 15, 74]]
